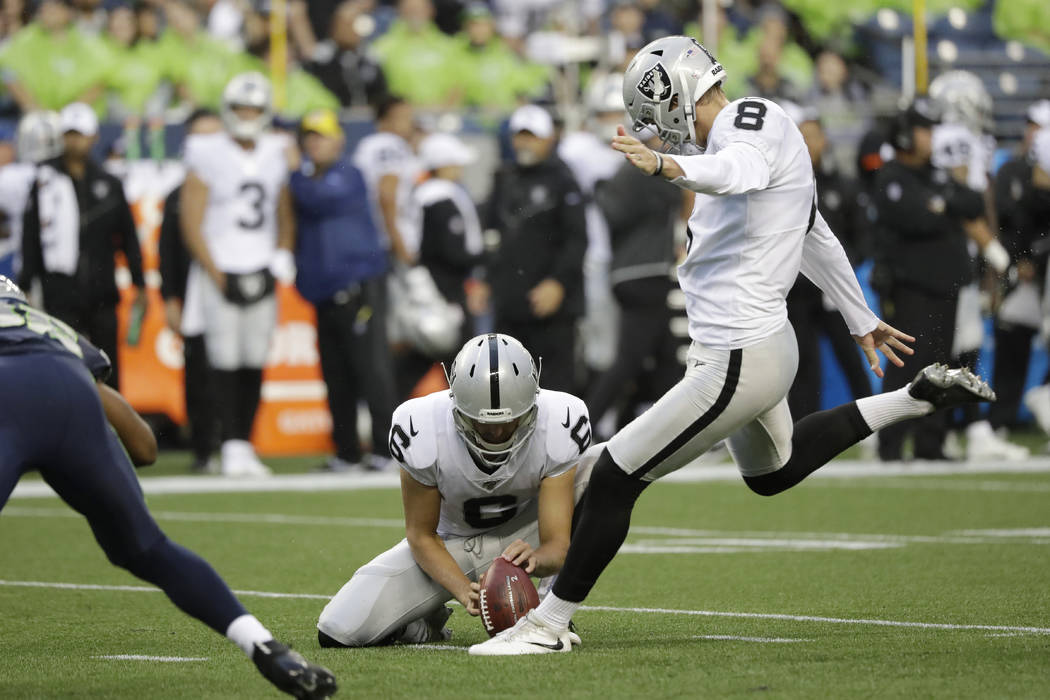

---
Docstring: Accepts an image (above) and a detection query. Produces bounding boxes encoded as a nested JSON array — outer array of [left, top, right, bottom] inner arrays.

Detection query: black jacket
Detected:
[[485, 153, 587, 323], [20, 157, 143, 310], [995, 156, 1050, 290], [596, 160, 678, 293], [870, 159, 984, 297], [419, 185, 482, 310], [158, 185, 191, 302]]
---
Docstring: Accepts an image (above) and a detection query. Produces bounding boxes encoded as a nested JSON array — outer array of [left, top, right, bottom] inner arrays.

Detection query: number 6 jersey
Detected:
[[392, 389, 591, 538], [183, 131, 289, 274]]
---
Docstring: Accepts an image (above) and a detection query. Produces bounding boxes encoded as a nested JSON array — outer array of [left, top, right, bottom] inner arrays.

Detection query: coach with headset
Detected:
[[869, 99, 985, 461]]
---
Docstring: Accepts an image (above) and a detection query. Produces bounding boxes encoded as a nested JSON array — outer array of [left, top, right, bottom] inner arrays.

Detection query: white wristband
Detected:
[[983, 239, 1010, 274], [269, 248, 297, 284]]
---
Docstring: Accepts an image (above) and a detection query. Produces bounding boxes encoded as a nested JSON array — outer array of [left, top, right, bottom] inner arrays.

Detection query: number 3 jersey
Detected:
[[392, 389, 591, 538], [183, 131, 290, 274]]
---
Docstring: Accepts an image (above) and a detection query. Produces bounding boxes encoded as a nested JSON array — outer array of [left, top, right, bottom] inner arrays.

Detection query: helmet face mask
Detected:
[[623, 36, 726, 153], [929, 70, 993, 134], [445, 334, 540, 469], [221, 72, 274, 141]]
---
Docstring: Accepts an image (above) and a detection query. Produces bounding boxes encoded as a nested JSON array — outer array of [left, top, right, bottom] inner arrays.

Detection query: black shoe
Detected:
[[907, 364, 996, 409], [252, 640, 337, 699]]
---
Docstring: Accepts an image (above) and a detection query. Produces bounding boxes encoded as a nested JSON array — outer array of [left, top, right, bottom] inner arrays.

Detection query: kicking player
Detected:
[[0, 276, 335, 698], [316, 333, 594, 647], [180, 71, 296, 477], [470, 36, 996, 655]]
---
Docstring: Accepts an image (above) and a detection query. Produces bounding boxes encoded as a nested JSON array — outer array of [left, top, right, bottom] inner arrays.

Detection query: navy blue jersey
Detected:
[[0, 297, 111, 381]]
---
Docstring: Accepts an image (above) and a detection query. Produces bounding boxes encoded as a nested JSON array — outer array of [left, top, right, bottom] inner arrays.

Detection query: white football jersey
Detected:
[[392, 389, 591, 538], [932, 123, 994, 192], [184, 131, 290, 273], [0, 163, 36, 266], [673, 97, 818, 349], [352, 131, 422, 255]]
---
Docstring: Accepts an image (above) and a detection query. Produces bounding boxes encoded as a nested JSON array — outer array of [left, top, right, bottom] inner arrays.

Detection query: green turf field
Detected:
[[2, 452, 1049, 699]]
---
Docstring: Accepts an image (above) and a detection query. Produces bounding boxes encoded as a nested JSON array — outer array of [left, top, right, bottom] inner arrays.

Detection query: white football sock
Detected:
[[855, 387, 933, 432], [226, 614, 274, 657], [531, 593, 578, 631]]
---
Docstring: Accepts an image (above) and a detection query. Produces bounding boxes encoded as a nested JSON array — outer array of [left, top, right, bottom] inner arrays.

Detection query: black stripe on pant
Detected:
[[633, 348, 742, 479]]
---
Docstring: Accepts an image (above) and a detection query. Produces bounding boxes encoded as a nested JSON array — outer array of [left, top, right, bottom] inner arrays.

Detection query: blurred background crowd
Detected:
[[1, 0, 1049, 473]]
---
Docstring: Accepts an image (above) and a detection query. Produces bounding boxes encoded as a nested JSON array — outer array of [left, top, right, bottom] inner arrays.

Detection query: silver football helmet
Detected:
[[929, 70, 993, 133], [0, 275, 26, 302], [221, 71, 273, 141], [16, 110, 63, 163], [622, 35, 726, 152], [445, 334, 541, 469]]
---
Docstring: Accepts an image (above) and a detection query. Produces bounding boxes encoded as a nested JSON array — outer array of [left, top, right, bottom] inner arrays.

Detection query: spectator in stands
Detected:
[[484, 104, 587, 393], [239, 9, 341, 121], [585, 125, 680, 441], [303, 0, 389, 110], [352, 95, 420, 267], [636, 0, 681, 41], [101, 3, 169, 121], [370, 0, 461, 108], [453, 2, 548, 114], [19, 102, 145, 390], [159, 0, 254, 111], [0, 0, 112, 112], [158, 109, 224, 473], [491, 0, 604, 50], [870, 101, 984, 461], [71, 0, 104, 36], [807, 49, 871, 177], [290, 108, 397, 473], [784, 104, 872, 419], [747, 26, 802, 103], [993, 0, 1050, 57]]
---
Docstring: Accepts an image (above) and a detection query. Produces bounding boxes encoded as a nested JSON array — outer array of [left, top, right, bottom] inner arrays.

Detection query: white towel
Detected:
[[36, 165, 79, 276]]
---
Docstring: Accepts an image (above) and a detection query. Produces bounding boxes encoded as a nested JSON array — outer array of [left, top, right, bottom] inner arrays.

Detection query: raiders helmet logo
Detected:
[[637, 63, 672, 102]]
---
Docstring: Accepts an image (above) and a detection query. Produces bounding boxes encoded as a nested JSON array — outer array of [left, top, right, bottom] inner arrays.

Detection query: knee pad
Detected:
[[742, 470, 787, 497], [107, 533, 169, 576]]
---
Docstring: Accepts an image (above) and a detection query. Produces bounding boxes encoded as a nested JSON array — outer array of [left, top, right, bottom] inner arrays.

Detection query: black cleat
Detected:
[[252, 640, 337, 699], [908, 363, 996, 409]]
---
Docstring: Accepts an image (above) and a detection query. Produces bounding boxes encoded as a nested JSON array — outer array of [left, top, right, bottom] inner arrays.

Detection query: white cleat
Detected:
[[965, 421, 1029, 462], [1023, 384, 1050, 435], [468, 612, 580, 656], [221, 440, 273, 477]]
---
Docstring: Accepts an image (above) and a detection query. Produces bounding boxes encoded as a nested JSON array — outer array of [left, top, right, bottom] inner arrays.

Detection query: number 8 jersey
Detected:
[[392, 389, 591, 538], [183, 131, 290, 274]]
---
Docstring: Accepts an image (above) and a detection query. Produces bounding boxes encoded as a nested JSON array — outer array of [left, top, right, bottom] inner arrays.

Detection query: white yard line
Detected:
[[6, 508, 1048, 550], [694, 635, 813, 643], [93, 655, 208, 662], [814, 479, 1050, 493], [3, 579, 1049, 635], [8, 459, 1050, 500]]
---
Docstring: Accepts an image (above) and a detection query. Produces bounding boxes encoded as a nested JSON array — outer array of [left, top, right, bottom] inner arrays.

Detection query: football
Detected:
[[478, 557, 540, 637]]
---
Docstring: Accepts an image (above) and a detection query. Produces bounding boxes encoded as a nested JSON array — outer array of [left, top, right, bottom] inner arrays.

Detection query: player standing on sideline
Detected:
[[0, 276, 336, 699], [317, 333, 595, 647], [180, 72, 297, 477], [470, 36, 996, 656]]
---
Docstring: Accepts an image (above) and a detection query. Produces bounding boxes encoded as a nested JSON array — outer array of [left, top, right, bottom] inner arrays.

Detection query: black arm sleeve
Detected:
[[944, 182, 986, 221], [18, 179, 42, 290], [114, 179, 145, 288], [158, 187, 183, 301]]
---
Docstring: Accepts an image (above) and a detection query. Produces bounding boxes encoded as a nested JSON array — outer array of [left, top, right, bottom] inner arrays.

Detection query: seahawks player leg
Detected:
[[180, 72, 297, 477], [0, 277, 335, 698], [469, 37, 994, 656], [317, 334, 592, 649]]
